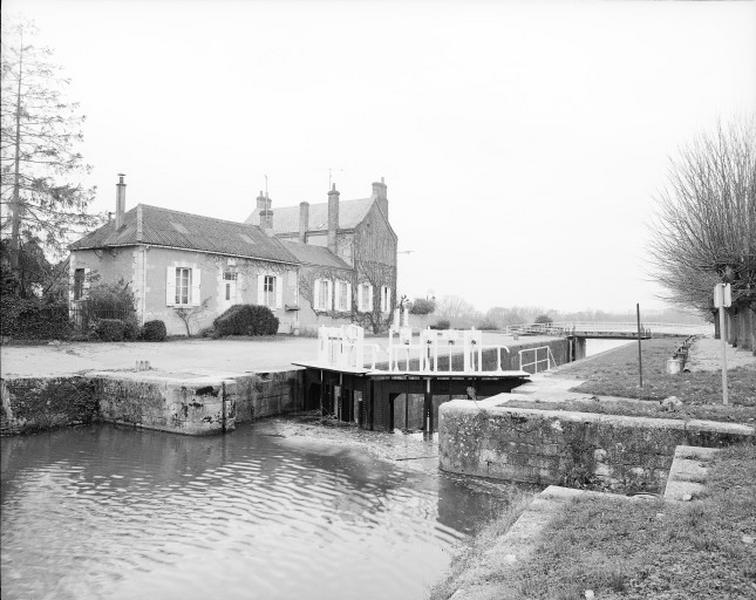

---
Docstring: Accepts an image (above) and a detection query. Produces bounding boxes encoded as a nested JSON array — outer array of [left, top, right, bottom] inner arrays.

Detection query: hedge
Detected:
[[94, 319, 126, 342], [213, 304, 279, 336], [0, 295, 72, 340]]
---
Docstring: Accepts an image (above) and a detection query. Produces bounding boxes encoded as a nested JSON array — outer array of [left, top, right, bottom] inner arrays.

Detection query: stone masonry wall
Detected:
[[1, 377, 98, 435], [439, 398, 754, 493], [1, 368, 303, 436]]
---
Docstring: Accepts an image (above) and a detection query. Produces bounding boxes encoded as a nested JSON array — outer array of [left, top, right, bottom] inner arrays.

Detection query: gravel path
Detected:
[[686, 336, 756, 372]]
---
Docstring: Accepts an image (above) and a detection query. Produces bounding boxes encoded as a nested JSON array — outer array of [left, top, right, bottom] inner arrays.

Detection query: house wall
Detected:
[[72, 246, 299, 336], [295, 264, 356, 334], [353, 203, 398, 332]]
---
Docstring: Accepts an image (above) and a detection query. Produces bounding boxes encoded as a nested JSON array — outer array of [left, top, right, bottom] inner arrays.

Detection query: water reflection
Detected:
[[2, 424, 528, 600]]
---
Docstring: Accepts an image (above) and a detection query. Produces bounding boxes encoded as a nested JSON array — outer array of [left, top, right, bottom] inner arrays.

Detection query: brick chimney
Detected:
[[256, 190, 271, 224], [372, 177, 388, 219], [299, 201, 309, 243], [327, 184, 339, 254], [115, 173, 126, 229]]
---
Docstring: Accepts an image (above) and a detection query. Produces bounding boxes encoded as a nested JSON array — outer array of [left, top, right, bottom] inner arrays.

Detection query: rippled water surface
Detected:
[[1, 422, 522, 600]]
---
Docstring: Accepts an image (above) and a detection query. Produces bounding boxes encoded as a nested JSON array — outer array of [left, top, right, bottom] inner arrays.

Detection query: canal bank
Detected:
[[1, 335, 573, 436]]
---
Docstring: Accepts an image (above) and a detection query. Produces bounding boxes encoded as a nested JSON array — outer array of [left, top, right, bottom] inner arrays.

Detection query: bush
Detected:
[[79, 280, 137, 330], [0, 295, 72, 340], [409, 298, 436, 315], [123, 320, 140, 341], [94, 318, 126, 342], [431, 319, 451, 330], [534, 314, 553, 325], [476, 319, 498, 330], [213, 304, 279, 336], [140, 320, 167, 341]]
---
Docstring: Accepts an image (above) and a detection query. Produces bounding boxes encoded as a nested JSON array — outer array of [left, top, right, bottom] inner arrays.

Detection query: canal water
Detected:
[[1, 421, 528, 600]]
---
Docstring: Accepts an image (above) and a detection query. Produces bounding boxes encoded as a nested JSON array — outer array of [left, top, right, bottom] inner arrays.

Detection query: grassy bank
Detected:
[[432, 443, 756, 600], [504, 398, 756, 424], [557, 337, 756, 406]]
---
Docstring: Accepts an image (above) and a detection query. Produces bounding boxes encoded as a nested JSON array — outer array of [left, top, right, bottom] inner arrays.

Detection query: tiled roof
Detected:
[[282, 240, 352, 270], [70, 204, 299, 264], [244, 197, 374, 234]]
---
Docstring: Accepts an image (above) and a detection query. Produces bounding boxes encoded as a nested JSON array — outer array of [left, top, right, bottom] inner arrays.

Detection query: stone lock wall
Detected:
[[439, 398, 754, 493], [1, 368, 304, 436], [1, 377, 99, 435]]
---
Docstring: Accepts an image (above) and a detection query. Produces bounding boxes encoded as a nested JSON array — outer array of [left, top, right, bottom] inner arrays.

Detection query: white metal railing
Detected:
[[317, 324, 366, 370], [386, 326, 511, 374], [518, 345, 557, 374], [508, 321, 709, 337]]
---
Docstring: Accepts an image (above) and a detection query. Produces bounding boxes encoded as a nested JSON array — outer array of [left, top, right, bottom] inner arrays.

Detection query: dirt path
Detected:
[[686, 336, 756, 372]]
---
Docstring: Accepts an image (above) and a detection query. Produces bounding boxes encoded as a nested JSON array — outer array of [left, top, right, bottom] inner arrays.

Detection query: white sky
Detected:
[[5, 0, 755, 313]]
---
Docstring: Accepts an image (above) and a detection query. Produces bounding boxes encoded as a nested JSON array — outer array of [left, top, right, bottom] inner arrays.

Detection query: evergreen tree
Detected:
[[1, 20, 98, 296]]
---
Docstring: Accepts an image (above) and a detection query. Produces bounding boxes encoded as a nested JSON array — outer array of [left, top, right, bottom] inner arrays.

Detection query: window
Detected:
[[166, 264, 200, 307], [358, 282, 373, 312], [73, 268, 86, 300], [224, 272, 237, 302], [380, 286, 392, 314], [336, 281, 350, 311], [175, 267, 192, 305], [313, 279, 334, 311], [263, 275, 276, 307]]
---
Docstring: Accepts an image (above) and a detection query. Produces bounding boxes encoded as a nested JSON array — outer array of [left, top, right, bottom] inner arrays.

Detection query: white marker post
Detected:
[[713, 283, 732, 405]]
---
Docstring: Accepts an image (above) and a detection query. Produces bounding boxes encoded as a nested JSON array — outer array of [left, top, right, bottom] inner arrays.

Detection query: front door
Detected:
[[222, 272, 238, 310]]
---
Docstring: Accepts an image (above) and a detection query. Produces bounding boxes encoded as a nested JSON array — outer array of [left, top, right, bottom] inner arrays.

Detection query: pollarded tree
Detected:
[[649, 119, 756, 316], [1, 20, 98, 295]]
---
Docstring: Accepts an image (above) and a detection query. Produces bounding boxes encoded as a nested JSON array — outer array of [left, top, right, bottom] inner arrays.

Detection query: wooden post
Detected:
[[719, 305, 729, 405]]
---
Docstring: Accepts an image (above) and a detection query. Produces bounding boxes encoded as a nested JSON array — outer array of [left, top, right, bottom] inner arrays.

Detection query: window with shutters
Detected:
[[263, 275, 276, 307], [336, 280, 350, 311], [358, 282, 372, 312], [381, 285, 391, 314], [175, 267, 192, 305]]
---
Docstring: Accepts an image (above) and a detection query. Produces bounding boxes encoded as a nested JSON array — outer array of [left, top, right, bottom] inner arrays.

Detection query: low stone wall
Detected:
[[438, 397, 754, 493], [1, 368, 304, 436]]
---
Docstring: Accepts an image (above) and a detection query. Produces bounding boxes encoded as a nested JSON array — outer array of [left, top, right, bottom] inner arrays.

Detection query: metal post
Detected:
[[636, 303, 643, 388], [719, 306, 729, 405]]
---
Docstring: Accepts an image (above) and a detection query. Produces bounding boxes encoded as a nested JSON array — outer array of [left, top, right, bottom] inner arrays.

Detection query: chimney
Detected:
[[372, 177, 388, 219], [255, 190, 270, 222], [327, 183, 339, 254], [299, 201, 309, 243], [115, 173, 126, 229], [260, 208, 274, 234]]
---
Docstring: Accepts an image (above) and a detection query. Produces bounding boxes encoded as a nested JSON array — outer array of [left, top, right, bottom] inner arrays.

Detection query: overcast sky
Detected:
[[5, 0, 755, 313]]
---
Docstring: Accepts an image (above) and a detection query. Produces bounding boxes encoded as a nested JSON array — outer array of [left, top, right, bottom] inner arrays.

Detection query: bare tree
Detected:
[[435, 295, 481, 328], [1, 20, 97, 294], [174, 298, 211, 337], [649, 119, 756, 315]]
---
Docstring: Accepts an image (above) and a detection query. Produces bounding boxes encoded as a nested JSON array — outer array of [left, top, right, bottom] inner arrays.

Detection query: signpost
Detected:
[[713, 283, 732, 405], [636, 303, 643, 388]]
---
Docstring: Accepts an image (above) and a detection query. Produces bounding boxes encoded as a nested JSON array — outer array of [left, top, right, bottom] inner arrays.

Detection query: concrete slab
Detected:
[[663, 445, 719, 502]]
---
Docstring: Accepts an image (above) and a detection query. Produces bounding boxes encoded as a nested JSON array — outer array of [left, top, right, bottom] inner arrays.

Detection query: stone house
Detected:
[[245, 178, 398, 333], [69, 175, 398, 335]]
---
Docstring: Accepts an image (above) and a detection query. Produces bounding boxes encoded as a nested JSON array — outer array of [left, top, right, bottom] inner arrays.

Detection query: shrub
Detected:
[[141, 320, 167, 341], [94, 318, 126, 342], [431, 319, 451, 330], [409, 298, 436, 315], [79, 280, 137, 330], [477, 319, 498, 330], [534, 314, 553, 325], [213, 304, 279, 336], [123, 320, 140, 341], [0, 295, 72, 340]]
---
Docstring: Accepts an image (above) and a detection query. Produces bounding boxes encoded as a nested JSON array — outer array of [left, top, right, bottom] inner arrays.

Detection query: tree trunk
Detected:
[[10, 35, 24, 277]]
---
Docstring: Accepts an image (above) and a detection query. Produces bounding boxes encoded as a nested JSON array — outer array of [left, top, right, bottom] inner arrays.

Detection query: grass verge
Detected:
[[503, 398, 756, 424], [556, 337, 755, 407], [434, 442, 756, 600]]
